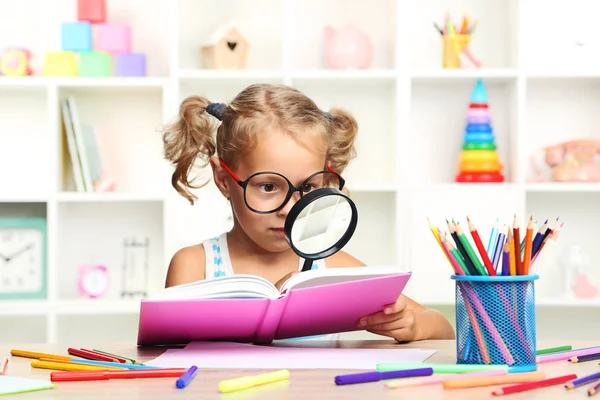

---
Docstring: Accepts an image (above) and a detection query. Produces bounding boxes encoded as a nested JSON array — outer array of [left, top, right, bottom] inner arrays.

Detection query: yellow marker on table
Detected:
[[11, 349, 71, 361], [31, 360, 126, 372], [218, 369, 290, 393]]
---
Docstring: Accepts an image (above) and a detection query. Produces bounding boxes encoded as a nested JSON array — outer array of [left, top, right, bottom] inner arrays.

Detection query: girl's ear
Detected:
[[209, 156, 231, 199]]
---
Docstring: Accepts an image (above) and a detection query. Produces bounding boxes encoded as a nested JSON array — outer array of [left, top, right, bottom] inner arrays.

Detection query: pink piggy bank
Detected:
[[323, 25, 373, 69]]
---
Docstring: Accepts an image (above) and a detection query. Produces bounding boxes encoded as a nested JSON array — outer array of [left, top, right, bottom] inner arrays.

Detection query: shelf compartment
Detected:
[[525, 78, 600, 183], [57, 86, 168, 193], [526, 192, 600, 303], [408, 0, 518, 71], [410, 78, 518, 183], [0, 88, 53, 197], [290, 0, 397, 70], [178, 0, 284, 70], [291, 79, 397, 188], [56, 201, 164, 301]]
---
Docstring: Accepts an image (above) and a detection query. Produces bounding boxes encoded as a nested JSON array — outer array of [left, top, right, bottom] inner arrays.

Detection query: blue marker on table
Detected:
[[176, 365, 198, 389]]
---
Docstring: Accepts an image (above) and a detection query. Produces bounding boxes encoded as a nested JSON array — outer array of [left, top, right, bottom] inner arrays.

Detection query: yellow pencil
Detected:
[[31, 360, 125, 372], [427, 217, 452, 264], [507, 228, 516, 276], [11, 349, 71, 362]]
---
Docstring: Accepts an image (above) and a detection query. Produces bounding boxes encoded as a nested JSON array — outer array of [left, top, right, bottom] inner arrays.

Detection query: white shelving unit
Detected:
[[2, 0, 600, 343]]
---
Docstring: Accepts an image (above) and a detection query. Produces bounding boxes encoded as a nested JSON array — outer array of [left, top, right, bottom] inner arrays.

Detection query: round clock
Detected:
[[78, 264, 110, 298]]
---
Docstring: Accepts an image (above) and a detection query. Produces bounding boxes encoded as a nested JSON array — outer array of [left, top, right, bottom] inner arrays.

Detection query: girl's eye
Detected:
[[300, 184, 315, 193], [259, 183, 277, 193]]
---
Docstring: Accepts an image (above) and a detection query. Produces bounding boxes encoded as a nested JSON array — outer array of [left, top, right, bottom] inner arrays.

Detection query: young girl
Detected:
[[161, 83, 455, 343]]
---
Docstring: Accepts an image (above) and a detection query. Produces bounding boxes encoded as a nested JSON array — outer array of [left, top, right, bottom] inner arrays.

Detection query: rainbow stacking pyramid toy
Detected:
[[456, 79, 504, 183]]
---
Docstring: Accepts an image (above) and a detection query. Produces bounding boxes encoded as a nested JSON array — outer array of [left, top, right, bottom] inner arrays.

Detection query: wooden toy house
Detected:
[[201, 25, 249, 69]]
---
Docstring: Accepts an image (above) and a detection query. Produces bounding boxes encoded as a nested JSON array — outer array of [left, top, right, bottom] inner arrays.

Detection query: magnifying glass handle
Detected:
[[301, 258, 314, 272]]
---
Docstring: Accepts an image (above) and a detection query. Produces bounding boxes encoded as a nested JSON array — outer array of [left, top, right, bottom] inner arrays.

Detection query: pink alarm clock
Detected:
[[78, 264, 110, 298]]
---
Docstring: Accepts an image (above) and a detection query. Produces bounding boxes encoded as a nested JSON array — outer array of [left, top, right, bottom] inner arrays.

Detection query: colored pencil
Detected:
[[443, 371, 545, 389], [501, 242, 510, 276], [530, 219, 547, 255], [491, 228, 506, 272], [564, 371, 600, 389], [386, 370, 506, 388], [512, 215, 522, 275], [589, 380, 600, 397], [522, 217, 534, 275], [568, 351, 600, 363], [427, 217, 452, 265], [491, 374, 577, 396], [537, 346, 600, 363], [536, 345, 572, 355], [466, 216, 496, 275], [455, 222, 486, 275], [507, 229, 516, 276], [448, 220, 478, 275], [0, 357, 7, 375], [487, 219, 499, 256]]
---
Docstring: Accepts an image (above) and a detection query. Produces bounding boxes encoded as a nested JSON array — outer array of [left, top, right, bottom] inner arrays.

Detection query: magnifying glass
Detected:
[[284, 188, 358, 272]]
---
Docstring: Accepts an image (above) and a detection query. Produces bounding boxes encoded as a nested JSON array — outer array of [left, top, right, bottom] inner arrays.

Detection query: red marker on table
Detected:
[[50, 368, 187, 382]]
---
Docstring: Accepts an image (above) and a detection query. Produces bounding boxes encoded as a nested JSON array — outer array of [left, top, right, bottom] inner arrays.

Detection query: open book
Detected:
[[137, 266, 412, 346]]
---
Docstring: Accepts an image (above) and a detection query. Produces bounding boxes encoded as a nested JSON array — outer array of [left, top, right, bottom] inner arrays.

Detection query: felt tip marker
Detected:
[[176, 365, 198, 389]]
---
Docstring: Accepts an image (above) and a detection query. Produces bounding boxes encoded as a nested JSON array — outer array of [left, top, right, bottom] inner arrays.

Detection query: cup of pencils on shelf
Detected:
[[434, 13, 481, 69], [427, 215, 563, 371]]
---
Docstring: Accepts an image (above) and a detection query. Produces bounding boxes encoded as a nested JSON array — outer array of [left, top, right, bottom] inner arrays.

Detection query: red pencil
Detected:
[[50, 368, 188, 382], [466, 216, 496, 275], [492, 374, 577, 396], [67, 348, 119, 363], [80, 348, 124, 363], [512, 215, 522, 275], [0, 357, 7, 375]]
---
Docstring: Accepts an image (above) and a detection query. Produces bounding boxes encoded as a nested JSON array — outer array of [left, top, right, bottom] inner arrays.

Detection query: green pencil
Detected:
[[456, 223, 486, 275], [376, 362, 508, 374], [536, 345, 572, 355]]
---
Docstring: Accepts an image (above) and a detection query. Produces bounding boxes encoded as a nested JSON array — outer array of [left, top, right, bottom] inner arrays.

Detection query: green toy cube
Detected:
[[77, 52, 111, 77]]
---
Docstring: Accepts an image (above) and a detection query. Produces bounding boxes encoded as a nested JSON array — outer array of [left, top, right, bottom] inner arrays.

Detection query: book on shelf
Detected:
[[60, 96, 115, 193], [137, 266, 412, 346]]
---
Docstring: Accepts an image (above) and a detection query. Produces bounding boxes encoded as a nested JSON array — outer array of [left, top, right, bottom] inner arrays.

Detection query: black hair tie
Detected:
[[206, 102, 226, 121]]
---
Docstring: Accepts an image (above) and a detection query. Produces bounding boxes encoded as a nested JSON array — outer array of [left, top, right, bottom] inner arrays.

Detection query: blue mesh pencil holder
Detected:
[[452, 274, 538, 372]]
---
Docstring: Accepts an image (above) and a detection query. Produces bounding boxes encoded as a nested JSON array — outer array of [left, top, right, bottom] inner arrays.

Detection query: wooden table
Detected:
[[1, 340, 599, 399]]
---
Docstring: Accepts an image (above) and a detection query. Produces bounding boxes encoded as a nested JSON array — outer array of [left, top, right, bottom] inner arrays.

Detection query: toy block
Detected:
[[97, 23, 131, 54], [43, 52, 77, 76], [78, 0, 106, 23], [115, 53, 146, 77], [78, 51, 111, 77], [61, 22, 92, 52]]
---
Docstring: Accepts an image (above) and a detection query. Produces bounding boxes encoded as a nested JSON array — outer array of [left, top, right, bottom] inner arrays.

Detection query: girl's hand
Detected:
[[274, 271, 299, 292], [357, 296, 419, 343]]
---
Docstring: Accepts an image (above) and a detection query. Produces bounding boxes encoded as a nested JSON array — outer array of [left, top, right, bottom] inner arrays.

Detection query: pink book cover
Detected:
[[137, 272, 411, 346]]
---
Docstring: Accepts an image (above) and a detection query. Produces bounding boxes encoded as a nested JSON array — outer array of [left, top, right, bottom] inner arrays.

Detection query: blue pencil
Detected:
[[486, 219, 499, 258], [492, 232, 506, 272]]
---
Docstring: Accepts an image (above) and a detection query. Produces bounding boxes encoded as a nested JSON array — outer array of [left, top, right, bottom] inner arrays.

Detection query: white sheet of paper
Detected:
[[0, 376, 56, 395], [144, 341, 436, 370]]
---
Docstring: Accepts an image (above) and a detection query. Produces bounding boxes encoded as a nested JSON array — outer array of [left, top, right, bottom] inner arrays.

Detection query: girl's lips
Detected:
[[270, 228, 285, 235]]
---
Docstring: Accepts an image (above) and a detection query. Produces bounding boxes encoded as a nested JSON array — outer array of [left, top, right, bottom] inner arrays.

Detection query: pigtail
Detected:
[[327, 108, 358, 175], [162, 95, 216, 205]]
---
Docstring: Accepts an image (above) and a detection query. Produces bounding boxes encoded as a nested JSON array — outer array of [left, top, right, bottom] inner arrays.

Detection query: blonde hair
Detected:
[[162, 83, 358, 205]]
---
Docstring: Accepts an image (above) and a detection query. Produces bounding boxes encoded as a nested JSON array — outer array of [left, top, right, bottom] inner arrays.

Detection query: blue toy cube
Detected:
[[61, 22, 92, 52], [115, 53, 146, 77], [97, 23, 131, 54]]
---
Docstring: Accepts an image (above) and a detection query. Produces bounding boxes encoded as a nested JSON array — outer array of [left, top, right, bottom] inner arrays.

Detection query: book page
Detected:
[[280, 265, 402, 293], [148, 274, 280, 300]]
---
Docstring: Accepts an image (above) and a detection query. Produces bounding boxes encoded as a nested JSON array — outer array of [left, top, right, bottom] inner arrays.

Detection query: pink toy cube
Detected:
[[78, 0, 106, 23], [97, 23, 131, 54]]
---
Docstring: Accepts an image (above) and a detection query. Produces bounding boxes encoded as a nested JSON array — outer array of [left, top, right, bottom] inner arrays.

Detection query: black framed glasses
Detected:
[[220, 159, 345, 214]]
